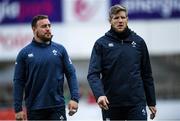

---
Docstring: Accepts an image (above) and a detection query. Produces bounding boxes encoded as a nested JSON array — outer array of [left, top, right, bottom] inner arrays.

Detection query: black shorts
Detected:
[[102, 105, 147, 121], [27, 106, 66, 120]]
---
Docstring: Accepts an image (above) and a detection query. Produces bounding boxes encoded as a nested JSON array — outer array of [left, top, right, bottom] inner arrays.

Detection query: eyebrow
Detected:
[[41, 24, 51, 27]]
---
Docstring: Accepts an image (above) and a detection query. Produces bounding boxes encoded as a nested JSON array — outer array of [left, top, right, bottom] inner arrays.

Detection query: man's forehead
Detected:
[[37, 19, 50, 25], [112, 11, 126, 17]]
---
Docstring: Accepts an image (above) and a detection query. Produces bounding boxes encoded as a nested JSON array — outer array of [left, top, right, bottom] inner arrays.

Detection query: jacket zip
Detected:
[[121, 40, 124, 45]]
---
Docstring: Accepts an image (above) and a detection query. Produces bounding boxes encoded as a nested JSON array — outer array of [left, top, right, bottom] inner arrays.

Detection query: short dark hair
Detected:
[[31, 15, 49, 28], [109, 4, 128, 20]]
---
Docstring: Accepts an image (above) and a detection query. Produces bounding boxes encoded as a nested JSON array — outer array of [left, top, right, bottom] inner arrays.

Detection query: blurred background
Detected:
[[0, 0, 180, 120]]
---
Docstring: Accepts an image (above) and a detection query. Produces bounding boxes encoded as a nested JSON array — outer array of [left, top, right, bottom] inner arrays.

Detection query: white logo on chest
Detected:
[[28, 53, 34, 58], [108, 43, 114, 47], [131, 41, 136, 47], [52, 49, 57, 55]]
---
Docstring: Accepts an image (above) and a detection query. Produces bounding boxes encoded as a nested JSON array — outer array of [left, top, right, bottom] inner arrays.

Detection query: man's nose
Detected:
[[45, 24, 51, 29], [118, 18, 123, 22]]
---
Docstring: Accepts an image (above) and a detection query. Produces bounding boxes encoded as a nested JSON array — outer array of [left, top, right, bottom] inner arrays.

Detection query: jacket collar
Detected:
[[105, 27, 134, 42]]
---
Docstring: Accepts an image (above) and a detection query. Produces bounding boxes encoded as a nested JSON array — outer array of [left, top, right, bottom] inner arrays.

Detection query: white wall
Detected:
[[0, 19, 180, 61], [129, 19, 180, 55], [0, 0, 180, 60], [53, 19, 180, 59]]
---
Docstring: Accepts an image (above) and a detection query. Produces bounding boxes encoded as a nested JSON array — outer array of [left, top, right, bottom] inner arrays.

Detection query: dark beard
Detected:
[[37, 32, 52, 42]]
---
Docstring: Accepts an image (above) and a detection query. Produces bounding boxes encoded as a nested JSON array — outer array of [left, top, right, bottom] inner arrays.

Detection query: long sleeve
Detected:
[[141, 40, 156, 106], [87, 42, 104, 100], [63, 48, 80, 102], [13, 50, 26, 113]]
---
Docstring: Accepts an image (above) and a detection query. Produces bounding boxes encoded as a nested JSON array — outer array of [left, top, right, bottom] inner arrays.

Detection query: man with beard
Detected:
[[87, 5, 157, 120], [13, 15, 79, 120]]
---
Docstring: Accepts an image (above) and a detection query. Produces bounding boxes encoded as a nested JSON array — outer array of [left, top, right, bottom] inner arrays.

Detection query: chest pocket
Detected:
[[47, 50, 63, 67], [26, 53, 42, 67], [102, 45, 123, 66], [126, 43, 142, 63]]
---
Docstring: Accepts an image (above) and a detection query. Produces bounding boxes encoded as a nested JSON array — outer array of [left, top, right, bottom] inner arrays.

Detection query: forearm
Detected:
[[143, 77, 156, 106], [13, 81, 24, 113], [66, 73, 80, 102], [87, 73, 104, 100]]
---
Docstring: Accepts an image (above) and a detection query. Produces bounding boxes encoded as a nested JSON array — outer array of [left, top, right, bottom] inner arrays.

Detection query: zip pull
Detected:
[[121, 40, 123, 45]]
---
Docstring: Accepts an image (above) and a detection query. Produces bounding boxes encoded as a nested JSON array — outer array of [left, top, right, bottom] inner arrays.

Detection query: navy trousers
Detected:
[[27, 106, 66, 120], [102, 105, 147, 121]]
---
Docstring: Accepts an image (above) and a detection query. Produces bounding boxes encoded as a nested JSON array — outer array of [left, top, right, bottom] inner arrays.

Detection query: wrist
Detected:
[[71, 98, 79, 103]]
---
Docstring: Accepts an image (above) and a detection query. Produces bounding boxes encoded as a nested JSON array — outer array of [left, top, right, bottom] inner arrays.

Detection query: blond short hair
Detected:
[[109, 4, 128, 21]]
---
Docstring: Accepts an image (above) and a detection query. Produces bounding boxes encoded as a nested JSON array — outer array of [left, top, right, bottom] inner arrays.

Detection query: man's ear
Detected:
[[32, 26, 36, 32], [32, 27, 36, 36], [108, 18, 111, 24]]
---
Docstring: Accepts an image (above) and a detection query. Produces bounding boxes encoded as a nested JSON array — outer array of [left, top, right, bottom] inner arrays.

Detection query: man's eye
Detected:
[[121, 17, 126, 19], [41, 24, 51, 28], [114, 17, 119, 19]]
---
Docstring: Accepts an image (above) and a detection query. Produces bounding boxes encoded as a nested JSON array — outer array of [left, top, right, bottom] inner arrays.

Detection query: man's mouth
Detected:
[[45, 32, 51, 35], [45, 33, 51, 36], [117, 24, 123, 28]]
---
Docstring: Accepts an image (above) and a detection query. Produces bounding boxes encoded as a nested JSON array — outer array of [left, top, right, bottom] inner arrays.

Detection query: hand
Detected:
[[149, 106, 157, 120], [15, 111, 26, 121], [68, 100, 78, 116], [97, 96, 109, 110]]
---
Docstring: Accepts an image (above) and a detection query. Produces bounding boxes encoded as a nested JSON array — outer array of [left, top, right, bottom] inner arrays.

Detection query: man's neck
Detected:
[[34, 37, 50, 44]]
